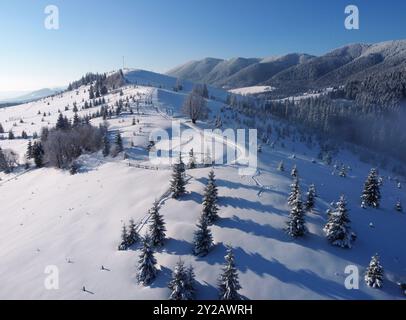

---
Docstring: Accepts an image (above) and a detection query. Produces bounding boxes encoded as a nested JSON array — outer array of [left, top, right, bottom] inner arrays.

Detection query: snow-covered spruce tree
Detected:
[[118, 224, 129, 251], [149, 202, 166, 247], [193, 214, 213, 257], [323, 196, 356, 249], [137, 234, 158, 286], [32, 141, 44, 168], [286, 189, 306, 238], [218, 246, 242, 300], [128, 218, 140, 246], [102, 134, 110, 157], [339, 166, 347, 178], [291, 165, 298, 178], [115, 132, 124, 154], [305, 184, 316, 212], [185, 264, 196, 299], [170, 153, 186, 199], [188, 148, 197, 169], [288, 178, 300, 207], [395, 200, 403, 213], [361, 169, 381, 208], [168, 260, 195, 300], [365, 254, 384, 288], [277, 160, 285, 172], [202, 170, 219, 225], [26, 140, 33, 159]]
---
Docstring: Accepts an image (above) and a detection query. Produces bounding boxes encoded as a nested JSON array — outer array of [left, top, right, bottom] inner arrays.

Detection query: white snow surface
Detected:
[[0, 71, 405, 300]]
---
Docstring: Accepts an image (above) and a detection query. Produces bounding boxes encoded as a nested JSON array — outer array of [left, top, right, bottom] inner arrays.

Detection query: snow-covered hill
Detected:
[[0, 71, 405, 300]]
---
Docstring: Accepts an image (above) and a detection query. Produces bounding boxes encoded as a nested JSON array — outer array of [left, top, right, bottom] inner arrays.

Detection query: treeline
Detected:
[[261, 95, 406, 164], [67, 70, 127, 93]]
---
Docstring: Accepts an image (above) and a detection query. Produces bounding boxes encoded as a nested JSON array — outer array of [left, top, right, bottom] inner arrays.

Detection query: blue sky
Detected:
[[1, 0, 405, 91]]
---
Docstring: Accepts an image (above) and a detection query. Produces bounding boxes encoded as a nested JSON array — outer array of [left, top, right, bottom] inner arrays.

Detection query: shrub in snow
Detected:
[[365, 254, 384, 289], [323, 196, 356, 248], [168, 260, 196, 300], [188, 148, 197, 169], [218, 246, 242, 300], [277, 161, 285, 172], [149, 202, 166, 247], [137, 234, 158, 286], [193, 214, 213, 257], [291, 165, 298, 179], [361, 169, 381, 208]]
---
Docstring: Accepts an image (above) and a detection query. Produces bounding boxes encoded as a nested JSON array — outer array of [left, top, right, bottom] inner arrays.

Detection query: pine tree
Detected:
[[339, 165, 347, 177], [365, 254, 384, 288], [118, 224, 129, 251], [291, 165, 298, 178], [128, 219, 140, 246], [0, 123, 4, 134], [202, 170, 219, 225], [288, 179, 300, 207], [218, 246, 242, 300], [149, 202, 166, 247], [115, 132, 124, 154], [26, 140, 33, 159], [137, 234, 158, 286], [188, 148, 197, 169], [395, 200, 403, 213], [193, 214, 213, 257], [323, 196, 356, 248], [286, 189, 306, 238], [103, 134, 110, 157], [73, 112, 81, 126], [170, 153, 186, 199], [305, 184, 316, 211], [8, 130, 15, 140], [277, 161, 285, 172], [168, 260, 195, 300], [185, 265, 196, 299], [361, 169, 381, 208], [32, 141, 44, 168]]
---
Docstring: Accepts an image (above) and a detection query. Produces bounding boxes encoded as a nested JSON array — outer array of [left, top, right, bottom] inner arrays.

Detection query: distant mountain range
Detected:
[[0, 87, 64, 104], [167, 40, 406, 96]]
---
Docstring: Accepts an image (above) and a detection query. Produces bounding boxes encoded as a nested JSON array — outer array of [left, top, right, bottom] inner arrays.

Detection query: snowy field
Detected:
[[0, 71, 405, 300]]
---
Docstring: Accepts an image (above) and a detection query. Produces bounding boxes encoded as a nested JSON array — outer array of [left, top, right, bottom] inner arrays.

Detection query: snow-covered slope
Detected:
[[0, 71, 405, 300]]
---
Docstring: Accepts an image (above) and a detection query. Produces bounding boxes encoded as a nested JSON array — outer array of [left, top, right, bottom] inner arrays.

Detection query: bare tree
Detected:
[[182, 92, 209, 124]]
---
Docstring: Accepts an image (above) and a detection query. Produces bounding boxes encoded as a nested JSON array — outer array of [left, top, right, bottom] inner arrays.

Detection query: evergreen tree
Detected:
[[137, 234, 158, 286], [170, 153, 186, 199], [103, 134, 110, 157], [395, 200, 403, 213], [286, 189, 306, 238], [32, 141, 44, 168], [193, 214, 213, 257], [73, 112, 81, 127], [89, 86, 95, 100], [168, 260, 195, 300], [115, 132, 124, 153], [323, 196, 356, 248], [185, 265, 196, 299], [128, 218, 140, 246], [0, 123, 4, 134], [365, 254, 384, 288], [277, 160, 285, 172], [202, 170, 219, 225], [339, 165, 347, 177], [188, 148, 197, 169], [291, 165, 298, 178], [288, 179, 300, 207], [218, 246, 242, 300], [8, 130, 15, 140], [118, 224, 129, 251], [361, 169, 381, 208], [305, 184, 316, 211], [26, 140, 33, 159], [149, 202, 166, 247]]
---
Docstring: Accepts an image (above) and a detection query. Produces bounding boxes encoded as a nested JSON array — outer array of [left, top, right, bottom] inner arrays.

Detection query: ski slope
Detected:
[[0, 71, 405, 300]]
